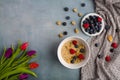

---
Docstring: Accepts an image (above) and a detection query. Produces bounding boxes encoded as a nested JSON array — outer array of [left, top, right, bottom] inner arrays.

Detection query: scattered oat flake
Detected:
[[71, 21, 76, 26], [58, 33, 63, 38], [56, 21, 62, 26], [107, 35, 113, 42], [78, 13, 82, 17], [74, 28, 79, 34], [73, 8, 78, 13]]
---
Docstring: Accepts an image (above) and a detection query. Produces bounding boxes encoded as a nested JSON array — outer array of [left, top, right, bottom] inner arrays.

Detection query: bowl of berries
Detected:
[[81, 13, 104, 36], [57, 36, 90, 69]]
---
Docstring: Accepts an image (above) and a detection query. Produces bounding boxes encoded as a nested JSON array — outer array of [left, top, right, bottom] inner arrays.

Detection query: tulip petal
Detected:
[[27, 50, 36, 56], [4, 48, 13, 58], [20, 42, 29, 50]]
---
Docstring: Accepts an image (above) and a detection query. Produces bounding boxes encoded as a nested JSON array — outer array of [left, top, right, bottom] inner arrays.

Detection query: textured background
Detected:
[[0, 0, 94, 80]]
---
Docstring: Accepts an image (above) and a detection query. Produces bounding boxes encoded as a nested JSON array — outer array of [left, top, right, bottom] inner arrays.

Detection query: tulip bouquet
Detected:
[[0, 41, 39, 80]]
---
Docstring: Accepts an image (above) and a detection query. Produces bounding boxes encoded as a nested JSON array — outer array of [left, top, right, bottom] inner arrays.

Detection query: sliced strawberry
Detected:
[[70, 49, 76, 54], [72, 40, 77, 45], [83, 23, 90, 29], [78, 54, 85, 60], [97, 17, 102, 22]]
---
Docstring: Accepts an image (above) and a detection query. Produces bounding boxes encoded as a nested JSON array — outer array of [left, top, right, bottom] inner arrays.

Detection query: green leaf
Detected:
[[0, 67, 37, 79]]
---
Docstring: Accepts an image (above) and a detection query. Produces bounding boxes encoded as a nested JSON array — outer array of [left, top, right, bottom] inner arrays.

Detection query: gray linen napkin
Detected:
[[81, 0, 120, 80]]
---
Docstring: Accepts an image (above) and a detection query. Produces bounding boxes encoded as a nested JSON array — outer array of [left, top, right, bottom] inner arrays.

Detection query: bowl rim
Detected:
[[57, 36, 90, 69], [81, 13, 105, 36]]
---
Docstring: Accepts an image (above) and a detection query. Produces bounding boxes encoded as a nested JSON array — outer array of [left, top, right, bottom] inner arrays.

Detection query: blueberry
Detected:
[[96, 26, 101, 32], [89, 31, 92, 34], [74, 45, 79, 48], [85, 27, 90, 33], [63, 31, 68, 35], [86, 18, 90, 22], [65, 16, 70, 20], [93, 29, 96, 34], [83, 20, 88, 24], [73, 56, 77, 60], [95, 26, 98, 29], [85, 28, 89, 32], [98, 24, 101, 28], [116, 28, 120, 32], [91, 23, 94, 27], [97, 29, 100, 32], [95, 23, 99, 26], [97, 54, 102, 59], [95, 43, 99, 47], [71, 59, 74, 64], [105, 25, 110, 30], [90, 20, 94, 24], [80, 48, 85, 53], [64, 7, 69, 12], [62, 22, 67, 26], [81, 3, 86, 7], [98, 22, 102, 24], [110, 48, 114, 53], [90, 29, 94, 34], [89, 16, 94, 20], [93, 16, 97, 19]]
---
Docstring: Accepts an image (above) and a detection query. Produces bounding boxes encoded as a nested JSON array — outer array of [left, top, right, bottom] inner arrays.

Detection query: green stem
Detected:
[[0, 58, 10, 71], [1, 67, 13, 75], [0, 47, 6, 64], [12, 56, 29, 67], [18, 49, 27, 60], [7, 41, 21, 65], [0, 68, 37, 79]]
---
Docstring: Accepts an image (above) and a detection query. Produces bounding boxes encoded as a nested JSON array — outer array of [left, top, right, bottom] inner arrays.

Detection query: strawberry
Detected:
[[97, 17, 102, 22], [70, 49, 76, 54], [105, 55, 111, 62], [78, 54, 85, 60], [83, 23, 90, 29], [111, 42, 118, 48], [72, 40, 77, 45]]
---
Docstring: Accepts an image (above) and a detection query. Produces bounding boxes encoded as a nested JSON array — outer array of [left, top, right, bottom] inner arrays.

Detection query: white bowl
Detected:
[[81, 13, 104, 36], [57, 36, 90, 69]]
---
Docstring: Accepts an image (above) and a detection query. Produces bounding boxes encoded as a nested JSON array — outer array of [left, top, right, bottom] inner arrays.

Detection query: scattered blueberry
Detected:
[[74, 45, 79, 48], [63, 31, 68, 35], [116, 28, 120, 32], [64, 7, 69, 12], [110, 48, 114, 53], [80, 48, 85, 53], [81, 3, 86, 7], [97, 54, 102, 58], [65, 16, 70, 20], [71, 59, 74, 64], [62, 22, 67, 26], [95, 43, 99, 47], [105, 25, 110, 30]]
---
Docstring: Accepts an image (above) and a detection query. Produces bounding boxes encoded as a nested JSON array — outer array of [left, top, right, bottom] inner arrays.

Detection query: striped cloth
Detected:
[[81, 0, 120, 80]]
